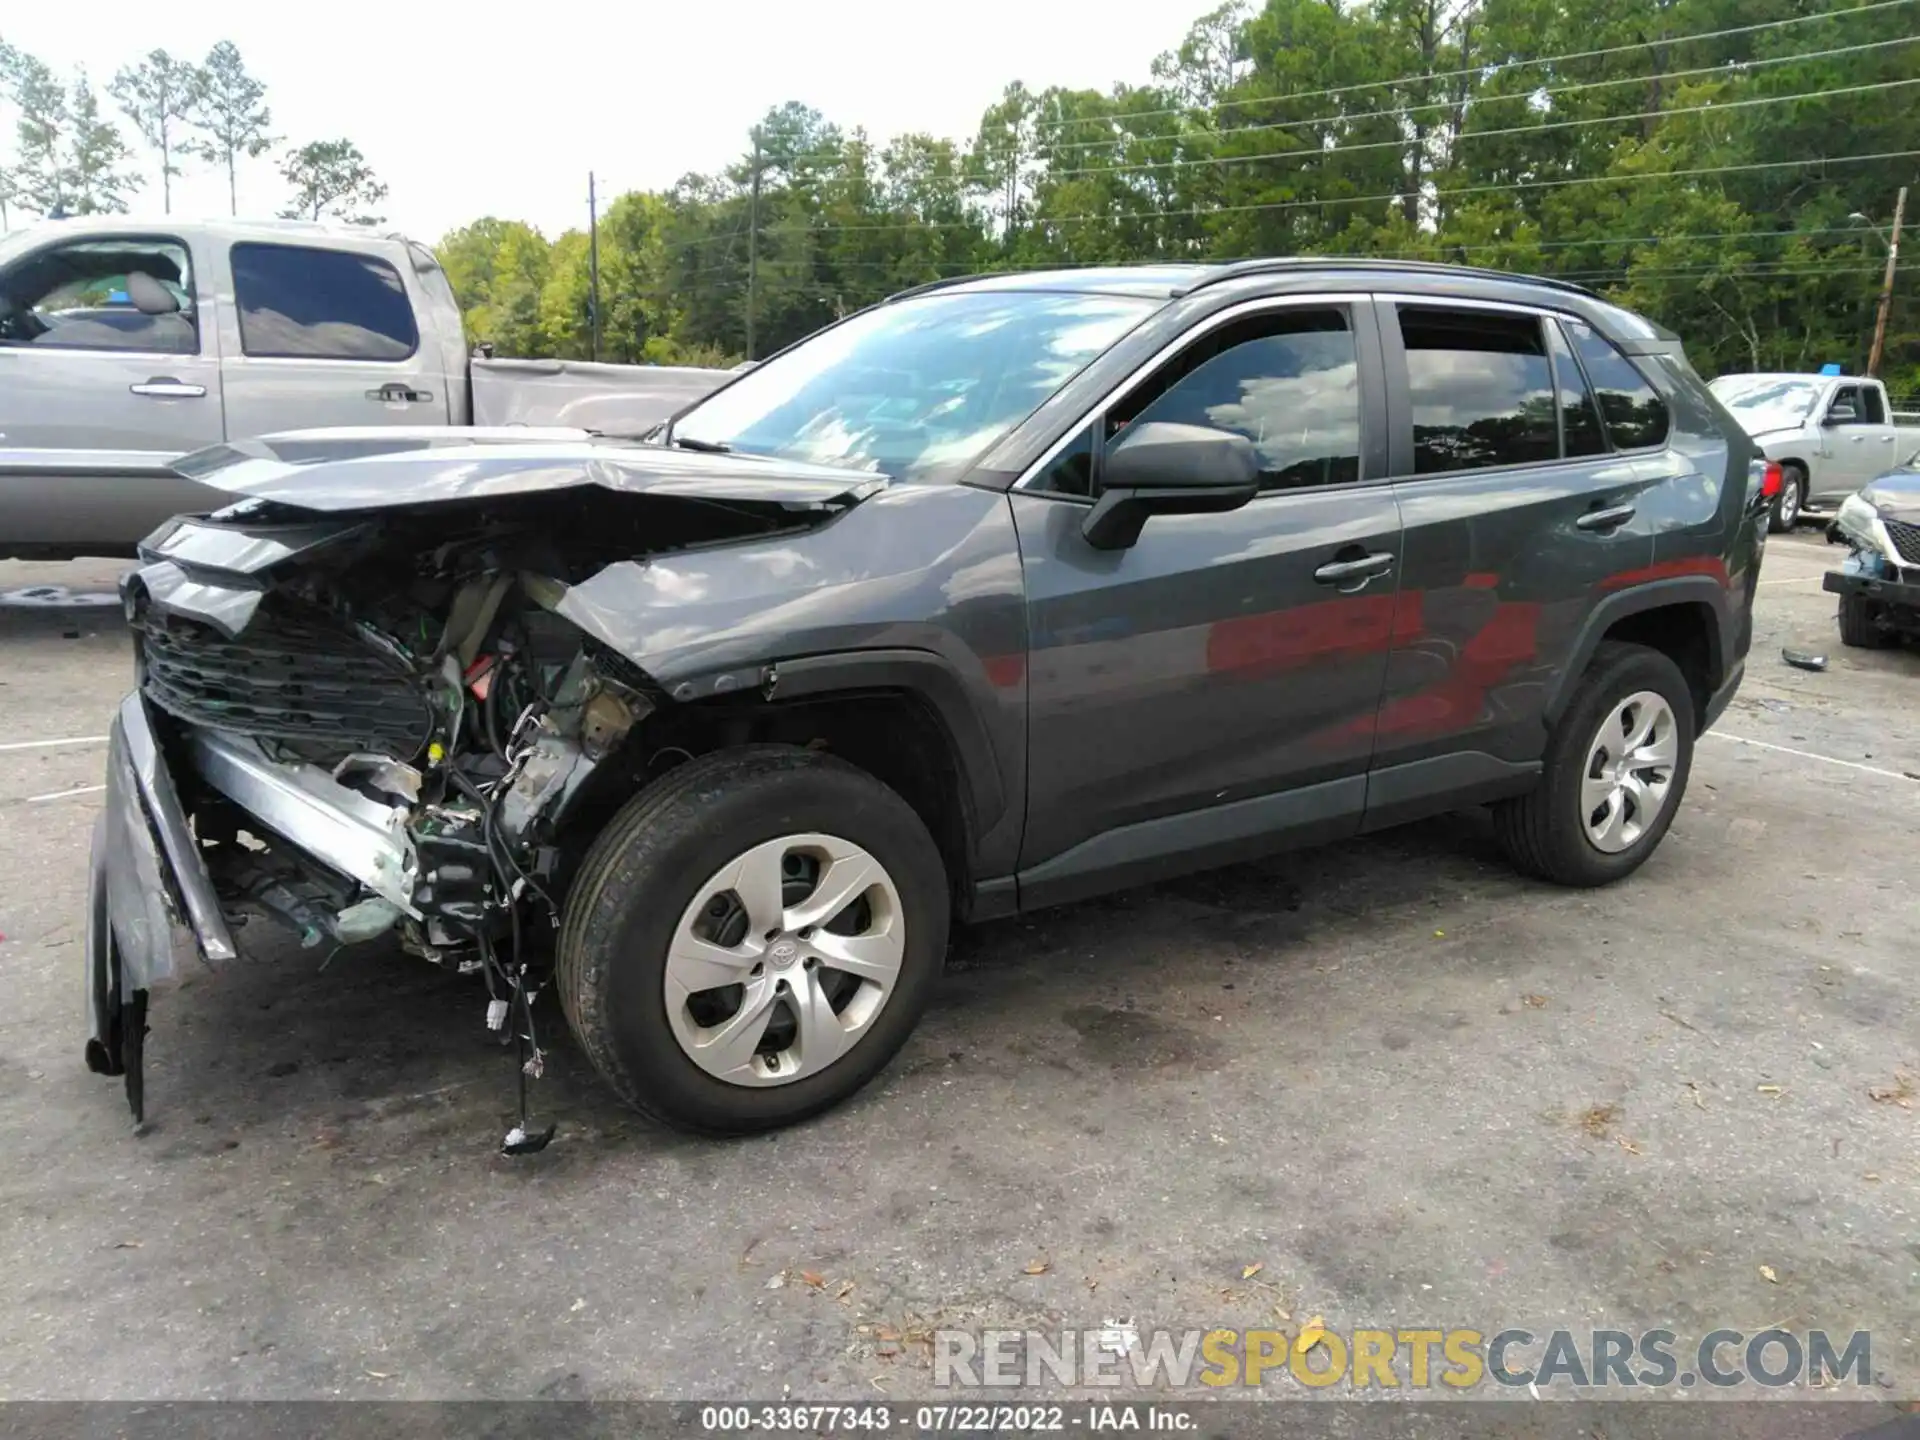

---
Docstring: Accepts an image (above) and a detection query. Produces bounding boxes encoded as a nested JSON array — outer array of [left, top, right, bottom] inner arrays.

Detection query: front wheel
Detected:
[[1837, 592, 1895, 648], [1768, 464, 1806, 533], [1493, 642, 1695, 886], [556, 746, 949, 1135]]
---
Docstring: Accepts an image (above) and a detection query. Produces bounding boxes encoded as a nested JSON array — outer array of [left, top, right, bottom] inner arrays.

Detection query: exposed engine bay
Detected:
[[114, 480, 858, 1152]]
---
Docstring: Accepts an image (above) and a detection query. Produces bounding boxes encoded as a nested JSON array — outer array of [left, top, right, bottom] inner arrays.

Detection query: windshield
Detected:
[[671, 289, 1157, 481], [1709, 376, 1823, 431]]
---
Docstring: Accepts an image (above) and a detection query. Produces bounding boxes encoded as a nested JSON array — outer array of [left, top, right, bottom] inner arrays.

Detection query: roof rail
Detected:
[[1180, 256, 1599, 300], [883, 272, 1000, 302]]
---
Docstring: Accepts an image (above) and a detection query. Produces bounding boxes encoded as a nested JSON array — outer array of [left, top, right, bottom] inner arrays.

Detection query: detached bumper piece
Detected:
[[85, 694, 238, 1124]]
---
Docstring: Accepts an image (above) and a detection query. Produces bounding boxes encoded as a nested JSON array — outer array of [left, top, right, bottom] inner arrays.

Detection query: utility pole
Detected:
[[587, 171, 602, 364], [1867, 184, 1906, 380], [746, 128, 763, 362]]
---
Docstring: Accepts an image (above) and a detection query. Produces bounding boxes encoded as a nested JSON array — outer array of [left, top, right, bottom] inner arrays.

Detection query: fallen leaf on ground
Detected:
[[1759, 1265, 1779, 1284], [1580, 1103, 1620, 1137], [1296, 1317, 1328, 1355], [799, 1270, 826, 1289], [1522, 993, 1548, 1009], [1757, 1084, 1783, 1096], [1617, 1136, 1643, 1156], [1023, 1259, 1051, 1275], [1866, 1073, 1914, 1107], [1434, 930, 1445, 938], [764, 1271, 787, 1290], [1863, 1172, 1882, 1182], [1242, 1262, 1264, 1280], [1272, 1303, 1292, 1322], [837, 1280, 855, 1302], [364, 1369, 391, 1380]]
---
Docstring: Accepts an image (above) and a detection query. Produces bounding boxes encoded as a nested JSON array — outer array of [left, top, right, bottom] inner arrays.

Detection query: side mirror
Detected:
[[1825, 404, 1858, 425], [1081, 421, 1260, 551]]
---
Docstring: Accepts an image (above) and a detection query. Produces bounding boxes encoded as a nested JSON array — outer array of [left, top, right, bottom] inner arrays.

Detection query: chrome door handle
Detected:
[[130, 379, 206, 398], [1312, 552, 1395, 584], [1576, 503, 1637, 531], [367, 382, 432, 403]]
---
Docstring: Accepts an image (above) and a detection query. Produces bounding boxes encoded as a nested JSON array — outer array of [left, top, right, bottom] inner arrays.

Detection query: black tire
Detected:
[[1767, 464, 1806, 533], [1837, 592, 1893, 648], [1493, 642, 1695, 887], [556, 745, 949, 1135]]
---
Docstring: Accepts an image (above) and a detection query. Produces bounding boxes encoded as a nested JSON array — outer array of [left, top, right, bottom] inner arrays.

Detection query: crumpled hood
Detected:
[[172, 428, 887, 513], [1860, 467, 1920, 524]]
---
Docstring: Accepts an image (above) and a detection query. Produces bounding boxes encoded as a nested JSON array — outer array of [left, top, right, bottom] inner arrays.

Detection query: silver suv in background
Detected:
[[0, 216, 727, 559]]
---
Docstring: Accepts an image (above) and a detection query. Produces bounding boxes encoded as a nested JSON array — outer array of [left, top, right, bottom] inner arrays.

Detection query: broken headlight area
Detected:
[[119, 505, 693, 1153]]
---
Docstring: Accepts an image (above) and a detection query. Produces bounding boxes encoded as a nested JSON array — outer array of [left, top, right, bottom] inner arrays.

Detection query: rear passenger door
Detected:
[[216, 241, 451, 441], [1366, 299, 1656, 825]]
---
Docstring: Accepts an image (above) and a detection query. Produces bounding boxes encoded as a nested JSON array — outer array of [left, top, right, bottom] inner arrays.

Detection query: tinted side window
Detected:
[[0, 238, 197, 354], [1564, 319, 1668, 449], [231, 243, 418, 361], [1861, 387, 1888, 425], [1400, 306, 1556, 474], [1112, 309, 1362, 491], [1829, 385, 1862, 423], [1547, 320, 1606, 458]]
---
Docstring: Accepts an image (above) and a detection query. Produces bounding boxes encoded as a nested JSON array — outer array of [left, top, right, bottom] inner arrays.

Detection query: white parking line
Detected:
[[1756, 574, 1828, 586], [0, 735, 108, 753], [24, 783, 107, 803], [1706, 731, 1917, 782]]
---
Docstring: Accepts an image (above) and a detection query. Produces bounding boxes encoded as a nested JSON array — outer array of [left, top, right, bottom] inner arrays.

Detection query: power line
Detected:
[[739, 0, 1913, 170], [1020, 33, 1919, 163], [689, 226, 1894, 279], [1033, 77, 1920, 182], [684, 148, 1920, 244]]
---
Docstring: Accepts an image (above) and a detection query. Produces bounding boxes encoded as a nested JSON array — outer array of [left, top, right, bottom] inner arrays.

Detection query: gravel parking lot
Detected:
[[1, 533, 1914, 1406]]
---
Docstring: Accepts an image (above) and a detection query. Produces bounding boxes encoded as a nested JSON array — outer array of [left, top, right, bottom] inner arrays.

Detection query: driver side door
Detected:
[[1009, 295, 1403, 907], [0, 234, 226, 553]]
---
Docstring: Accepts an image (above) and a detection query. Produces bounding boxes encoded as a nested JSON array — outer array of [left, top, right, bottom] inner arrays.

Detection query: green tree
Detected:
[[110, 49, 199, 212], [64, 73, 140, 214], [187, 40, 273, 215], [3, 47, 71, 215], [278, 138, 387, 223]]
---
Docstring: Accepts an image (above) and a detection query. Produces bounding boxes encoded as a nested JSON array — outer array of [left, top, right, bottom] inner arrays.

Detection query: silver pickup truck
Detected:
[[0, 216, 730, 559], [1707, 371, 1920, 532]]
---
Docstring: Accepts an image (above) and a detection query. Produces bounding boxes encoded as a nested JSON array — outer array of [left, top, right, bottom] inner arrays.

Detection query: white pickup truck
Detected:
[[0, 216, 731, 559], [1707, 371, 1920, 531]]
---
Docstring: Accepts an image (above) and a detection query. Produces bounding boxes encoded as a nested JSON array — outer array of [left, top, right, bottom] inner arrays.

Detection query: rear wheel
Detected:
[[1768, 464, 1806, 533], [1837, 592, 1894, 648], [1494, 642, 1695, 887], [557, 746, 948, 1135]]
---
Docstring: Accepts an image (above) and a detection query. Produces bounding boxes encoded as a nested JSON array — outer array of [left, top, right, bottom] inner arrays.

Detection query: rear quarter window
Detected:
[[230, 242, 419, 361], [1564, 319, 1669, 449]]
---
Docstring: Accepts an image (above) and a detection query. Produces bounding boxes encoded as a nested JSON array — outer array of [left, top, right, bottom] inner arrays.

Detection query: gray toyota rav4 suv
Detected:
[[87, 260, 1766, 1147]]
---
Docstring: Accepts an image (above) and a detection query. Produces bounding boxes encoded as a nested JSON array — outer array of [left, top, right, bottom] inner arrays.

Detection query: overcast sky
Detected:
[[3, 1, 1191, 242]]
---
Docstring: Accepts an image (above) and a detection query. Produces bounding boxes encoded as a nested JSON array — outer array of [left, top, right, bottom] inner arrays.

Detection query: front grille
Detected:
[[139, 604, 434, 760], [1884, 518, 1920, 565]]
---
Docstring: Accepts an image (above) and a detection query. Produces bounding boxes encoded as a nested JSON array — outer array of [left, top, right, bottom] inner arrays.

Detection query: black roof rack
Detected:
[[1179, 255, 1599, 299]]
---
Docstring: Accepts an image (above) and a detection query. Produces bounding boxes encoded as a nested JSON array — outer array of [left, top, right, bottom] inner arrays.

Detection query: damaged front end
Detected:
[[86, 441, 879, 1149], [1824, 464, 1920, 644]]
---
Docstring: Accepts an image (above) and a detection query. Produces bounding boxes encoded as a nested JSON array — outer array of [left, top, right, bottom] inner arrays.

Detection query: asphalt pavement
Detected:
[[0, 535, 1914, 1407]]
